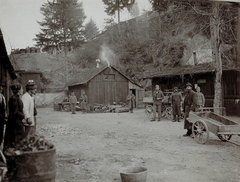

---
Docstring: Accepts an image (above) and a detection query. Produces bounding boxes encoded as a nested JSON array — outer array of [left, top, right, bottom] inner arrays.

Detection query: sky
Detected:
[[0, 0, 151, 54]]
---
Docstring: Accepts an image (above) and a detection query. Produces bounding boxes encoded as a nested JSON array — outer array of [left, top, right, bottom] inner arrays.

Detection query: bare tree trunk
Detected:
[[211, 2, 222, 115], [117, 0, 120, 32]]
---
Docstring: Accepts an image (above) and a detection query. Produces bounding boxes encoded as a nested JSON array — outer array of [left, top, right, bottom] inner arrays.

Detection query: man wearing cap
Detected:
[[171, 87, 182, 122], [196, 86, 205, 111], [21, 80, 37, 138], [151, 85, 164, 121], [0, 80, 7, 147], [69, 91, 77, 114], [183, 82, 197, 137]]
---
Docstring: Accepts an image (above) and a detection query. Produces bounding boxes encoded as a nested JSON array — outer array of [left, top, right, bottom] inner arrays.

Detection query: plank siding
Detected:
[[80, 67, 129, 105], [152, 70, 240, 115]]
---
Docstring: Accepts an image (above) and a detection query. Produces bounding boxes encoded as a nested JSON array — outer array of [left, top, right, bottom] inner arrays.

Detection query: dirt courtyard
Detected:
[[36, 107, 240, 182]]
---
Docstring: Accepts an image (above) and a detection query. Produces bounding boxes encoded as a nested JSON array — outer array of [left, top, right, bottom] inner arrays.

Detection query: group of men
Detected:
[[150, 82, 205, 137], [69, 90, 88, 114], [0, 79, 37, 151]]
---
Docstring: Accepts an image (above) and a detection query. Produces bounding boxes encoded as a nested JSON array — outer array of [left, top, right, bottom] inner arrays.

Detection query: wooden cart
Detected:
[[188, 111, 240, 144], [143, 95, 173, 120]]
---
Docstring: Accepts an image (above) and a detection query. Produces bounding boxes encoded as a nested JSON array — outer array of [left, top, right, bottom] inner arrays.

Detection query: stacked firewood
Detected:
[[16, 135, 54, 152], [4, 135, 54, 156]]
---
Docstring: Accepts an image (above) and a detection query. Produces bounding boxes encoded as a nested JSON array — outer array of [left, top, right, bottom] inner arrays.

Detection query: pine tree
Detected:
[[102, 0, 135, 24], [34, 0, 86, 53], [84, 18, 99, 41]]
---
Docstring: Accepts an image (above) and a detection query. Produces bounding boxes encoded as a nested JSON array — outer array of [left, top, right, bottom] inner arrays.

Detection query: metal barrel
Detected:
[[5, 147, 56, 182]]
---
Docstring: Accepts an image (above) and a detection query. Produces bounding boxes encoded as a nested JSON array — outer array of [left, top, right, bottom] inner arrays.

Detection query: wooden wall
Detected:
[[152, 70, 240, 116], [69, 67, 129, 105]]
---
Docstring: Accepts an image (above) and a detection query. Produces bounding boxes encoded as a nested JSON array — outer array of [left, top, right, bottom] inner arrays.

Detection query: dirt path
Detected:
[[36, 108, 240, 182]]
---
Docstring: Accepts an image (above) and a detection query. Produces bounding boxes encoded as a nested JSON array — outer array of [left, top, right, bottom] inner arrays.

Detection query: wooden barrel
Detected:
[[5, 147, 56, 182]]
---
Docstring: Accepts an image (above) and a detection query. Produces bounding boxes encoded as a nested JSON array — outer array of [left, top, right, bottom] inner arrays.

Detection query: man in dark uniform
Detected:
[[151, 85, 164, 121], [183, 82, 197, 137], [0, 80, 7, 147], [171, 87, 182, 122]]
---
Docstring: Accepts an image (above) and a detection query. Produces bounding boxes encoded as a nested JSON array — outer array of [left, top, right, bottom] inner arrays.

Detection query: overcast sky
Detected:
[[0, 0, 151, 54]]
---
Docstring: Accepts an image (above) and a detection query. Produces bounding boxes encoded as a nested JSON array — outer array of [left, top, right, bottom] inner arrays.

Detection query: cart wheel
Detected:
[[217, 134, 232, 142], [62, 105, 70, 112], [192, 120, 209, 144], [145, 105, 153, 119], [165, 107, 172, 120]]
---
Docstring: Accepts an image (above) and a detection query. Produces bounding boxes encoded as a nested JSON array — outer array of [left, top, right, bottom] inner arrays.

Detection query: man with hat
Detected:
[[183, 82, 197, 137], [0, 79, 7, 147], [21, 80, 37, 138], [171, 87, 182, 122], [151, 85, 164, 121]]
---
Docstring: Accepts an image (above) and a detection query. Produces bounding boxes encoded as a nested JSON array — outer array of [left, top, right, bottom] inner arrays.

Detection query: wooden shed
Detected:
[[67, 65, 144, 108], [144, 63, 240, 116], [15, 71, 42, 93], [0, 28, 17, 102]]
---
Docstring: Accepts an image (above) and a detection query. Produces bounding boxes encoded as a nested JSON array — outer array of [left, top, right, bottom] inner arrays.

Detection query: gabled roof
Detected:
[[0, 29, 17, 79], [143, 62, 240, 79], [67, 64, 141, 87]]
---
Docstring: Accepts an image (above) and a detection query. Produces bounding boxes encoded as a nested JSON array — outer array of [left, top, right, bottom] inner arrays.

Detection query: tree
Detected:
[[102, 0, 135, 24], [103, 17, 117, 30], [34, 0, 86, 53], [150, 0, 238, 114], [149, 0, 173, 13], [129, 2, 140, 18], [84, 18, 99, 41]]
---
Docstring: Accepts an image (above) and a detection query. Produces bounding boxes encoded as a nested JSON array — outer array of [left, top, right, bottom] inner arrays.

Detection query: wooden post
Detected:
[[237, 3, 240, 67]]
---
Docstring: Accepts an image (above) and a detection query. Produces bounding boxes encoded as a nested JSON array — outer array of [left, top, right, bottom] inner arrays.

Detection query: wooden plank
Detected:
[[218, 132, 240, 135], [219, 125, 240, 133], [208, 112, 238, 125]]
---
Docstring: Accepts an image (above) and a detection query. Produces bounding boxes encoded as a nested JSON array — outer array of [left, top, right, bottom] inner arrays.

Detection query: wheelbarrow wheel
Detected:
[[217, 134, 232, 142], [192, 120, 209, 144]]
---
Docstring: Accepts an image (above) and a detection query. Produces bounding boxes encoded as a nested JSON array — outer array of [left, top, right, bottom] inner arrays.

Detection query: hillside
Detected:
[[10, 3, 239, 92], [10, 52, 68, 92]]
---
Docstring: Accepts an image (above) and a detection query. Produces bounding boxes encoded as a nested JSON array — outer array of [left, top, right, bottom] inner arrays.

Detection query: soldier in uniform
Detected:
[[69, 91, 77, 114], [151, 85, 164, 121], [80, 90, 88, 114], [171, 87, 182, 122], [126, 90, 136, 113]]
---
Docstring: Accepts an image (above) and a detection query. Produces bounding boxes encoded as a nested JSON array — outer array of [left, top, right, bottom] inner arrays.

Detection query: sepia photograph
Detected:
[[0, 0, 240, 181]]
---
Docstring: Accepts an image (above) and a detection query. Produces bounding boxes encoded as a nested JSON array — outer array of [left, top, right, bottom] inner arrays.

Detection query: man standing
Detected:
[[22, 80, 37, 138], [126, 90, 136, 113], [171, 87, 182, 122], [196, 86, 205, 110], [183, 82, 197, 137], [80, 90, 88, 114], [69, 91, 77, 114], [151, 85, 164, 121], [0, 80, 7, 147]]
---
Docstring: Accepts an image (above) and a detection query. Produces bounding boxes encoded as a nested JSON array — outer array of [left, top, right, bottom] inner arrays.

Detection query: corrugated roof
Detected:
[[143, 62, 240, 79]]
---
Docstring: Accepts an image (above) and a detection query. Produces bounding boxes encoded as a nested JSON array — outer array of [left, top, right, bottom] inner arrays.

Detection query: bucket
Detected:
[[5, 147, 56, 182], [120, 166, 147, 182]]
